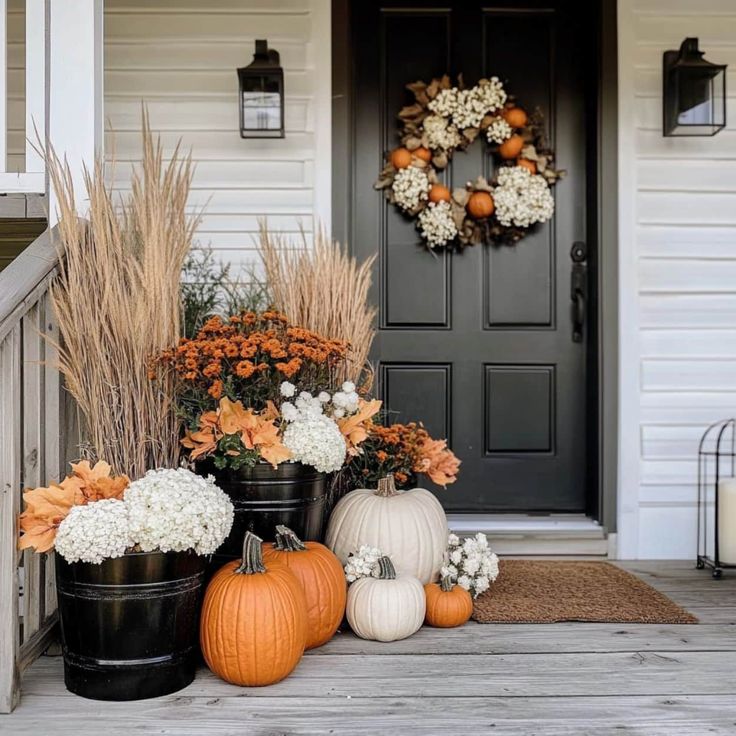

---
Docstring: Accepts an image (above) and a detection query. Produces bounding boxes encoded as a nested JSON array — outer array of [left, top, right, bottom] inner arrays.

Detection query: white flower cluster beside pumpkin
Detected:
[[485, 117, 514, 145], [280, 381, 360, 473], [418, 201, 458, 248], [391, 166, 430, 212], [53, 468, 234, 565], [428, 78, 507, 132], [493, 166, 555, 228], [344, 545, 384, 583], [443, 532, 499, 598], [423, 114, 463, 151]]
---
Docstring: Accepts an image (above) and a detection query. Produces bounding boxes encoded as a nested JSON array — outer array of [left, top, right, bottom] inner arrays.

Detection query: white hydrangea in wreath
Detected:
[[375, 74, 565, 251]]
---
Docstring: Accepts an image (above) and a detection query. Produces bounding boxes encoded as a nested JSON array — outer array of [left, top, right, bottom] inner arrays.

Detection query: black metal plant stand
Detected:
[[697, 418, 736, 578]]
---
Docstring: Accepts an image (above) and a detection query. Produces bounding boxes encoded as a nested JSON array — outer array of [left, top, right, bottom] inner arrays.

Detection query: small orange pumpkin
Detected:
[[413, 147, 432, 163], [466, 191, 495, 220], [516, 158, 537, 175], [498, 134, 524, 160], [263, 526, 347, 649], [200, 532, 307, 686], [424, 573, 473, 628], [390, 147, 413, 169], [429, 184, 452, 203], [503, 107, 528, 129]]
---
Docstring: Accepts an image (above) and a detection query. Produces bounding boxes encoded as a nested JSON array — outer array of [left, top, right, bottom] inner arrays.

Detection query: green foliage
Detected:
[[180, 247, 272, 338]]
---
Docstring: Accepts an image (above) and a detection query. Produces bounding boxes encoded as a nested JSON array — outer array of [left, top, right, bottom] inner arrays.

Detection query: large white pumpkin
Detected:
[[346, 557, 425, 642], [326, 475, 448, 584]]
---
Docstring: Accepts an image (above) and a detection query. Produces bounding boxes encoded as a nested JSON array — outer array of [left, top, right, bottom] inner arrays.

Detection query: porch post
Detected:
[[47, 0, 104, 223]]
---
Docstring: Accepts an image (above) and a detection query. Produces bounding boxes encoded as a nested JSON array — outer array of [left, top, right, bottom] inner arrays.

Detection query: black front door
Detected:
[[350, 0, 596, 513]]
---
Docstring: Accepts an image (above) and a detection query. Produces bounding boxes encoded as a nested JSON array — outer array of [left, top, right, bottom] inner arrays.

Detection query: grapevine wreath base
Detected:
[[375, 75, 565, 250]]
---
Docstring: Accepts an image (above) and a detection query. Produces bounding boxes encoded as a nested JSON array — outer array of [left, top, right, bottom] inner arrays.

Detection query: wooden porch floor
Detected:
[[7, 561, 736, 735]]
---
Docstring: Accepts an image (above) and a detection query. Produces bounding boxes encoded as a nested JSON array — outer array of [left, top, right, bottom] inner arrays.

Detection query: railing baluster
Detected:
[[0, 325, 22, 713]]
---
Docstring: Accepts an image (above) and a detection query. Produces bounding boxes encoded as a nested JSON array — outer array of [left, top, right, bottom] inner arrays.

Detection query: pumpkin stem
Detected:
[[376, 556, 396, 580], [274, 525, 307, 552], [440, 573, 455, 592], [376, 474, 398, 497], [234, 531, 266, 575]]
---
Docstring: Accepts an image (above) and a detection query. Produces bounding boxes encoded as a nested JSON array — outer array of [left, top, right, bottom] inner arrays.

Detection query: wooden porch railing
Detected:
[[0, 227, 64, 713]]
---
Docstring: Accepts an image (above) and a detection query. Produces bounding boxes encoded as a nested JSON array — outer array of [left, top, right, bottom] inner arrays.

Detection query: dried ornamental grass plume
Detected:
[[125, 468, 234, 556], [46, 109, 198, 478], [258, 224, 377, 386]]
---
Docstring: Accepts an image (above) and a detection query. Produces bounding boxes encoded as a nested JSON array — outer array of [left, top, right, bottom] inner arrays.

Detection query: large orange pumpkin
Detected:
[[466, 191, 495, 220], [498, 134, 524, 160], [200, 532, 307, 686], [390, 147, 412, 169], [424, 574, 473, 628], [263, 525, 347, 649]]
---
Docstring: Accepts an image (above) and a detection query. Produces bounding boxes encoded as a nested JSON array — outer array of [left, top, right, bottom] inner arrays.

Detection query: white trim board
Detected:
[[447, 514, 609, 557]]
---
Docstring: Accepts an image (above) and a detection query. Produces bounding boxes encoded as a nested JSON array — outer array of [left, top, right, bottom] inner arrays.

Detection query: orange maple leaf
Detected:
[[338, 399, 382, 455], [414, 437, 461, 487]]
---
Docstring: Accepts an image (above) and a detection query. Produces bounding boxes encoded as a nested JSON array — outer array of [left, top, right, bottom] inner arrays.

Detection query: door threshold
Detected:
[[447, 514, 609, 557]]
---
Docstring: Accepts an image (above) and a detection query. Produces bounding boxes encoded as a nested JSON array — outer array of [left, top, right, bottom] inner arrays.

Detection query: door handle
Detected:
[[570, 242, 587, 343]]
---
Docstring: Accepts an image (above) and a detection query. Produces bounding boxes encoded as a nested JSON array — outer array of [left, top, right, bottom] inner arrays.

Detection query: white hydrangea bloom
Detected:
[[283, 414, 347, 473], [281, 401, 299, 422], [493, 166, 555, 228], [423, 114, 462, 151], [473, 77, 507, 114], [443, 532, 499, 598], [341, 381, 356, 393], [344, 545, 384, 583], [428, 88, 460, 117], [55, 499, 133, 564], [125, 468, 234, 556], [486, 117, 513, 144], [391, 166, 430, 212], [318, 391, 331, 404], [418, 201, 458, 248], [279, 381, 296, 398]]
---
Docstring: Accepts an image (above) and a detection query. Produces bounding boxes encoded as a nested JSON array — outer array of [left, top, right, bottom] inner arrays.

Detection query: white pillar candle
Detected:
[[718, 479, 736, 565]]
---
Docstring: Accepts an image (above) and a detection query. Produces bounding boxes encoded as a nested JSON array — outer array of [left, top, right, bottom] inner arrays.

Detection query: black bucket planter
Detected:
[[55, 550, 206, 701], [197, 461, 326, 568]]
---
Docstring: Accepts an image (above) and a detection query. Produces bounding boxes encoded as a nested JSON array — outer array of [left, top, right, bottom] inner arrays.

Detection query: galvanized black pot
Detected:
[[55, 550, 206, 701], [197, 461, 326, 567]]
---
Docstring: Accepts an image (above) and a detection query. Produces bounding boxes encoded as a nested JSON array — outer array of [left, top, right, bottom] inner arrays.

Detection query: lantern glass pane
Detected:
[[669, 67, 725, 136], [241, 74, 282, 133]]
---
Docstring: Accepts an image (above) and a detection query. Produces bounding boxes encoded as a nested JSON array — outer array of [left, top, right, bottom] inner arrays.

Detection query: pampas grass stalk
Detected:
[[46, 111, 198, 478], [258, 223, 376, 386]]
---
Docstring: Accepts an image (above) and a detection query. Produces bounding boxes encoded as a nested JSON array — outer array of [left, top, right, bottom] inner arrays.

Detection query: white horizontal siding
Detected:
[[619, 0, 736, 559], [104, 0, 330, 271]]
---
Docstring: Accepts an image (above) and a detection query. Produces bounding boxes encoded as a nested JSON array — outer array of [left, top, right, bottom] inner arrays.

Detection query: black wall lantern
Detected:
[[663, 38, 726, 136], [238, 40, 284, 139]]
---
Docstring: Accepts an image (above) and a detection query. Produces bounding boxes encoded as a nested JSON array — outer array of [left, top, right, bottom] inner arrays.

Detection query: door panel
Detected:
[[351, 0, 594, 513]]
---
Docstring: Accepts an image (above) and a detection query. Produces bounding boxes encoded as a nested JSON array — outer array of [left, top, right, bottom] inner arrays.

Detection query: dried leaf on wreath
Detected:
[[404, 136, 423, 151], [432, 151, 448, 170], [426, 78, 441, 99], [469, 176, 493, 193], [456, 73, 465, 90], [398, 103, 425, 122], [452, 188, 469, 206], [406, 80, 427, 99], [462, 127, 480, 144]]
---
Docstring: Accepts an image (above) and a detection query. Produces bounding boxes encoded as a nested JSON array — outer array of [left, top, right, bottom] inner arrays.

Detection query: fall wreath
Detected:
[[375, 75, 564, 250]]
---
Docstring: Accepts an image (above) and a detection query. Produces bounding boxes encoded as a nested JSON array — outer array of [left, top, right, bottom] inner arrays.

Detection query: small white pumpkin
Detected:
[[346, 556, 425, 642], [326, 474, 448, 584]]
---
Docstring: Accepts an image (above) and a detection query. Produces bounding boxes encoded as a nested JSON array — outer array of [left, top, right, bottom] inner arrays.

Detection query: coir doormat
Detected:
[[472, 560, 697, 624]]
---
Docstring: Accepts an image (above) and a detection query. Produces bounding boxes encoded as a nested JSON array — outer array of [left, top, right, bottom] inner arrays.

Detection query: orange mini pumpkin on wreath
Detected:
[[374, 74, 565, 251]]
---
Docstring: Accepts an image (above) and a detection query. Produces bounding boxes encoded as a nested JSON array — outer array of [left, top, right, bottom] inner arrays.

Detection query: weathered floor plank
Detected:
[[6, 560, 736, 736], [7, 694, 736, 736]]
